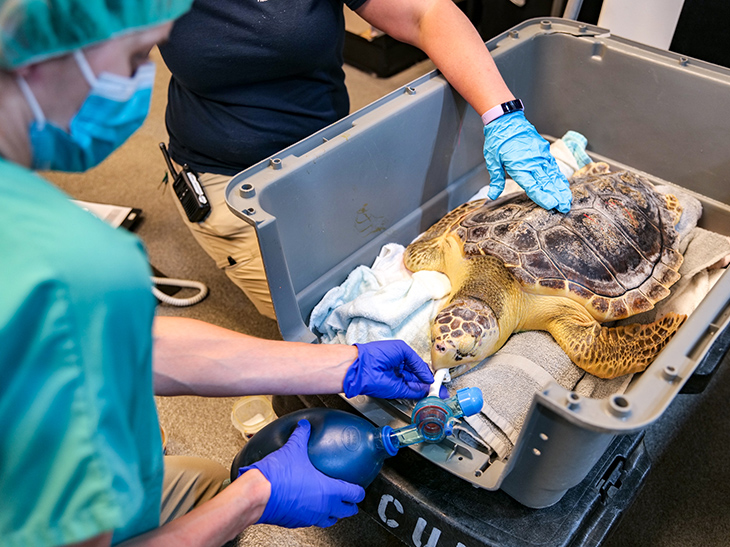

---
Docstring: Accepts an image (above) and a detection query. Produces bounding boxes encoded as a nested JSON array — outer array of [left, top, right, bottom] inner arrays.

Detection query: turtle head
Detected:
[[430, 299, 500, 373]]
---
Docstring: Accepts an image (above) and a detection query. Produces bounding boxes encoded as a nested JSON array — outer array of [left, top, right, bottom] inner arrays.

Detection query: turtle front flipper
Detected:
[[526, 296, 687, 379]]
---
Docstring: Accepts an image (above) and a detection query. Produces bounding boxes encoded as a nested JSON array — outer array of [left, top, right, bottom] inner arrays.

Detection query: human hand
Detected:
[[483, 111, 572, 213], [344, 340, 446, 399], [239, 420, 364, 528]]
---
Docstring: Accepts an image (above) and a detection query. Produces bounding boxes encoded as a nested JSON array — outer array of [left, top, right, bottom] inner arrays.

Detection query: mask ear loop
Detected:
[[73, 50, 98, 88], [16, 76, 47, 129], [16, 50, 96, 130]]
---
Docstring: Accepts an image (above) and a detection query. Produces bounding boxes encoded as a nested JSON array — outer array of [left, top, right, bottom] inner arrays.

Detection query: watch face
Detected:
[[503, 99, 524, 113]]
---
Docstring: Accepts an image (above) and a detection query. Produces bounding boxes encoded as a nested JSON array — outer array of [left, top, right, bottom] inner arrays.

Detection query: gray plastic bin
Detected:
[[226, 17, 730, 510]]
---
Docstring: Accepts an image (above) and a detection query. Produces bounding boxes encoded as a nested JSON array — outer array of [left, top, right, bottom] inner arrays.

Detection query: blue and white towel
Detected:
[[310, 243, 451, 361]]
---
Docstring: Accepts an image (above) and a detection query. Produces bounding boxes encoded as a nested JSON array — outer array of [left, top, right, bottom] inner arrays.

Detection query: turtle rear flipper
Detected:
[[544, 306, 687, 379]]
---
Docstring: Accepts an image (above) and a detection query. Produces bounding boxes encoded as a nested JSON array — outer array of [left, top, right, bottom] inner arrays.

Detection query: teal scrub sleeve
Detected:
[[0, 160, 163, 546]]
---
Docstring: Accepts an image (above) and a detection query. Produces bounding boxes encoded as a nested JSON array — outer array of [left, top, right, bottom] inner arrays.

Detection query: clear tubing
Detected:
[[389, 424, 425, 447]]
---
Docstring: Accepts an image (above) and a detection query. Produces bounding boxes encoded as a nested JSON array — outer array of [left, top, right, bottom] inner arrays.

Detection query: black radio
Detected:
[[159, 142, 211, 223]]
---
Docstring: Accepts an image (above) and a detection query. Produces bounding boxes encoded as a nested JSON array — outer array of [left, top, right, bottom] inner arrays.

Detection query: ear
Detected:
[[12, 62, 38, 80]]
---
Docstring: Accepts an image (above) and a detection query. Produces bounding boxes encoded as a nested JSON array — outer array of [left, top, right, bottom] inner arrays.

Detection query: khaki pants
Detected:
[[160, 455, 230, 525], [168, 169, 276, 320]]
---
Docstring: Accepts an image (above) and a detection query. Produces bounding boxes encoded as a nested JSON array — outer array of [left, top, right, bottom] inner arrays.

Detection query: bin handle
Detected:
[[681, 299, 730, 394]]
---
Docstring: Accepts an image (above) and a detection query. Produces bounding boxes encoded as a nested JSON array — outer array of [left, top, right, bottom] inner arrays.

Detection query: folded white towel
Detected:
[[310, 243, 451, 361], [551, 130, 592, 178]]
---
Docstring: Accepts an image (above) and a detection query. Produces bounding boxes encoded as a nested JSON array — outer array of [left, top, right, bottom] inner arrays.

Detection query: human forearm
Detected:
[[358, 0, 572, 213], [357, 0, 514, 116], [118, 469, 269, 547], [152, 316, 357, 396]]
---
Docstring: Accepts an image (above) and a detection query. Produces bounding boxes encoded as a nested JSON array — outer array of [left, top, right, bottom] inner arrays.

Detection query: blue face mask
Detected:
[[17, 50, 155, 172]]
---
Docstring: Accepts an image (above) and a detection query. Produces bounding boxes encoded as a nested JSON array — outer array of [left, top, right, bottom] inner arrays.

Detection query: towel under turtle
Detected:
[[404, 163, 686, 379]]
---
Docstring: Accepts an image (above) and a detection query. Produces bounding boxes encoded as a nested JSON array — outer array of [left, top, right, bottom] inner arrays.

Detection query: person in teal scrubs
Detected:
[[0, 2, 441, 546]]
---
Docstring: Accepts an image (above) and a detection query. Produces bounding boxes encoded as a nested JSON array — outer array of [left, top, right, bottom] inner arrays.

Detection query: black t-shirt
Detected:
[[160, 0, 368, 176]]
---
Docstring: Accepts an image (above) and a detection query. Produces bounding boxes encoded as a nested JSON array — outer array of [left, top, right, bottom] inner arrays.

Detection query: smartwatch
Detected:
[[481, 99, 524, 125]]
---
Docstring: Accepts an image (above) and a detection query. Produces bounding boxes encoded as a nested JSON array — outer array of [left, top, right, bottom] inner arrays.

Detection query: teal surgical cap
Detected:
[[0, 0, 193, 69]]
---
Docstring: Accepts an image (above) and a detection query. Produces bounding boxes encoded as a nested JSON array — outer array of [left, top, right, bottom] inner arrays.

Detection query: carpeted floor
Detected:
[[45, 48, 730, 547]]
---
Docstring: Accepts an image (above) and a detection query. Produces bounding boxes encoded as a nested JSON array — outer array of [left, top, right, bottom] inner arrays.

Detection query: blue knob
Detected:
[[456, 387, 483, 417]]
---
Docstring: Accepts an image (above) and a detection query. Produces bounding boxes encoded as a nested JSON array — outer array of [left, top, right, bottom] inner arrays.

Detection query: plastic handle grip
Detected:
[[682, 302, 730, 394]]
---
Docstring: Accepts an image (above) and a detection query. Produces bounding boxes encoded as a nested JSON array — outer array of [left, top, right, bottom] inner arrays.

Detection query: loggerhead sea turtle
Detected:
[[404, 163, 686, 379]]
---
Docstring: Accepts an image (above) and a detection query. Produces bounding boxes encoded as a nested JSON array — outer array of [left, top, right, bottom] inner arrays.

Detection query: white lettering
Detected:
[[377, 494, 403, 528], [412, 517, 442, 547]]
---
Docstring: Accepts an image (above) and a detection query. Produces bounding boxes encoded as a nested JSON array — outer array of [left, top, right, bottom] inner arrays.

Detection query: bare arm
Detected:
[[66, 532, 113, 547], [153, 316, 357, 396], [62, 470, 268, 547], [356, 0, 515, 116], [119, 470, 268, 547]]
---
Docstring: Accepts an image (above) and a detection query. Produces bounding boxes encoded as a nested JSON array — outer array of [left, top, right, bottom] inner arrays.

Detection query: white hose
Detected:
[[429, 368, 452, 398], [562, 0, 584, 19], [151, 276, 209, 307]]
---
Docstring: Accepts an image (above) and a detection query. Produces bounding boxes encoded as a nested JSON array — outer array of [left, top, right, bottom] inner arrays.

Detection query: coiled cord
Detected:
[[151, 276, 209, 307]]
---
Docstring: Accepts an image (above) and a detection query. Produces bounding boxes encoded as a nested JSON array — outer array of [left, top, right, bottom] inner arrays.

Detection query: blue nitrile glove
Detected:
[[238, 420, 365, 528], [483, 111, 572, 213], [344, 340, 447, 399]]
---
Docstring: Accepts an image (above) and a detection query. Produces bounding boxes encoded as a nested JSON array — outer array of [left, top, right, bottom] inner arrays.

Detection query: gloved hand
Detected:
[[344, 340, 446, 399], [239, 420, 365, 528], [483, 111, 572, 213]]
